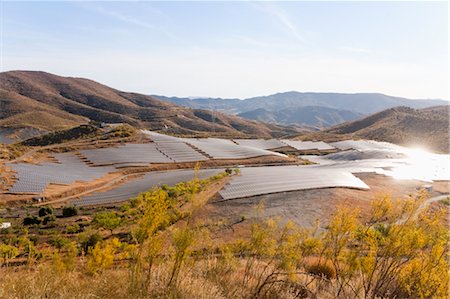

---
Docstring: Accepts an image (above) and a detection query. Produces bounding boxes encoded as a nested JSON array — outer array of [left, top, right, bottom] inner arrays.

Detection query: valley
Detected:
[[0, 72, 448, 299]]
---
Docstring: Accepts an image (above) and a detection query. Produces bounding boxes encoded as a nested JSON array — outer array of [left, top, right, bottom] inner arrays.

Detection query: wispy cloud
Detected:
[[254, 2, 306, 43], [80, 3, 179, 41]]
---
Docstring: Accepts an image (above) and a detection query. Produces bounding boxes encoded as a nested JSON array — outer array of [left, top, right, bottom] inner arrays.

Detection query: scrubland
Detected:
[[0, 169, 448, 299]]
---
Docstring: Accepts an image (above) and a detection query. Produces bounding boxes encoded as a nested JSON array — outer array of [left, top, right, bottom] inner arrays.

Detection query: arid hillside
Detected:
[[0, 71, 300, 139], [326, 106, 450, 153]]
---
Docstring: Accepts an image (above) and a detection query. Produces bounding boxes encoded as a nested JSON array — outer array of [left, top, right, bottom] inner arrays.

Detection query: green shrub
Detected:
[[23, 215, 41, 226], [49, 236, 70, 250], [38, 206, 53, 217], [62, 205, 78, 217], [42, 215, 56, 225], [78, 232, 102, 254], [66, 223, 81, 234]]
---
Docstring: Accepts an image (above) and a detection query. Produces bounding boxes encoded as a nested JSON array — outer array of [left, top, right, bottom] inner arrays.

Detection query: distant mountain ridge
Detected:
[[238, 106, 363, 128], [154, 92, 447, 127]]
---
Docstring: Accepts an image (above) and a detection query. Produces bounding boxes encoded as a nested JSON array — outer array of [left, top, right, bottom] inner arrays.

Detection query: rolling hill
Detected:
[[326, 106, 450, 153], [155, 92, 446, 127], [0, 71, 301, 141]]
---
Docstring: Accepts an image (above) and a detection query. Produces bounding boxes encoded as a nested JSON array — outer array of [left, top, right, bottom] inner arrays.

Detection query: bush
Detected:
[[305, 260, 336, 279], [62, 205, 78, 217], [49, 236, 70, 250], [38, 206, 53, 217], [42, 215, 56, 225], [79, 232, 103, 254], [23, 215, 41, 226], [66, 224, 81, 234]]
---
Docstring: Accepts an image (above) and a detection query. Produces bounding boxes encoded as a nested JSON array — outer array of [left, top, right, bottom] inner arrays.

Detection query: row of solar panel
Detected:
[[71, 169, 222, 206], [142, 130, 336, 158], [219, 166, 369, 200], [7, 154, 115, 193]]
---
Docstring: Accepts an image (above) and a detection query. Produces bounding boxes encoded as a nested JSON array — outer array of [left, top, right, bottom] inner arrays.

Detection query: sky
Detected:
[[1, 1, 448, 100]]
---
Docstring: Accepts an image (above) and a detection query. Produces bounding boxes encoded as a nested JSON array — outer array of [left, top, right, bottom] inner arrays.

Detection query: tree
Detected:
[[92, 211, 122, 235], [62, 205, 78, 217], [23, 215, 41, 225], [38, 206, 53, 217]]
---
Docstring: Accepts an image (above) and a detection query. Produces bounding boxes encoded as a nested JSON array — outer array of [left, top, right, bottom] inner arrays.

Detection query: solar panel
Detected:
[[7, 153, 115, 193], [324, 149, 406, 161], [141, 130, 182, 143], [233, 139, 286, 150], [155, 142, 208, 163], [219, 166, 369, 200], [281, 140, 335, 151], [72, 168, 223, 206], [183, 139, 287, 160], [330, 140, 403, 151], [79, 143, 172, 165]]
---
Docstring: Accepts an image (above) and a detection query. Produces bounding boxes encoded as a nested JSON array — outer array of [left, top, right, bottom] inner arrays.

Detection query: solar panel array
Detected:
[[183, 138, 287, 160], [7, 154, 114, 193], [72, 168, 222, 206], [281, 140, 335, 151], [142, 130, 184, 142], [79, 143, 172, 166], [330, 140, 403, 151], [219, 165, 369, 200], [324, 149, 406, 161], [155, 142, 208, 163], [233, 139, 286, 150]]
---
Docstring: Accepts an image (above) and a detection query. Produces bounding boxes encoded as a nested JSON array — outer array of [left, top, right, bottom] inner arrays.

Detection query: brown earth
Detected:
[[200, 173, 449, 241]]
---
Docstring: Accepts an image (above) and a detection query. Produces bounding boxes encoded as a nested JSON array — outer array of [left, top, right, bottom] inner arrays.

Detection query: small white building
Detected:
[[1, 222, 11, 229]]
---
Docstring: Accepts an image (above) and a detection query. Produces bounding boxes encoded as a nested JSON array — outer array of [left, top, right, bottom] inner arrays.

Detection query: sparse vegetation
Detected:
[[0, 172, 447, 298], [20, 124, 100, 147]]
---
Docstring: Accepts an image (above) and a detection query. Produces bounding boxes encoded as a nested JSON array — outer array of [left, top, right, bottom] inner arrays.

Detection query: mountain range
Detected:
[[0, 71, 448, 153], [154, 92, 446, 128], [0, 71, 301, 140]]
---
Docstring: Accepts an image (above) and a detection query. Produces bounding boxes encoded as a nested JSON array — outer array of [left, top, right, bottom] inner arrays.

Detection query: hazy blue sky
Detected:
[[2, 1, 448, 99]]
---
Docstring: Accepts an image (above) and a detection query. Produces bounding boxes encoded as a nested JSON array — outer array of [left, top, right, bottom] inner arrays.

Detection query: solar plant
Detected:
[[281, 140, 335, 151], [7, 154, 114, 193], [232, 139, 286, 150], [79, 143, 172, 165], [72, 168, 223, 206], [183, 139, 287, 160], [219, 165, 369, 200]]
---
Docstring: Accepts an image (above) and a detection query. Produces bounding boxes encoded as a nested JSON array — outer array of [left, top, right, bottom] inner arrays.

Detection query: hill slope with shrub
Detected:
[[326, 106, 450, 153], [0, 71, 299, 139]]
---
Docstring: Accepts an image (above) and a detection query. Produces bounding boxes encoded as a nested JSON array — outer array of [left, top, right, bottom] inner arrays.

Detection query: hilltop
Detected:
[[0, 71, 300, 142], [326, 106, 450, 153]]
